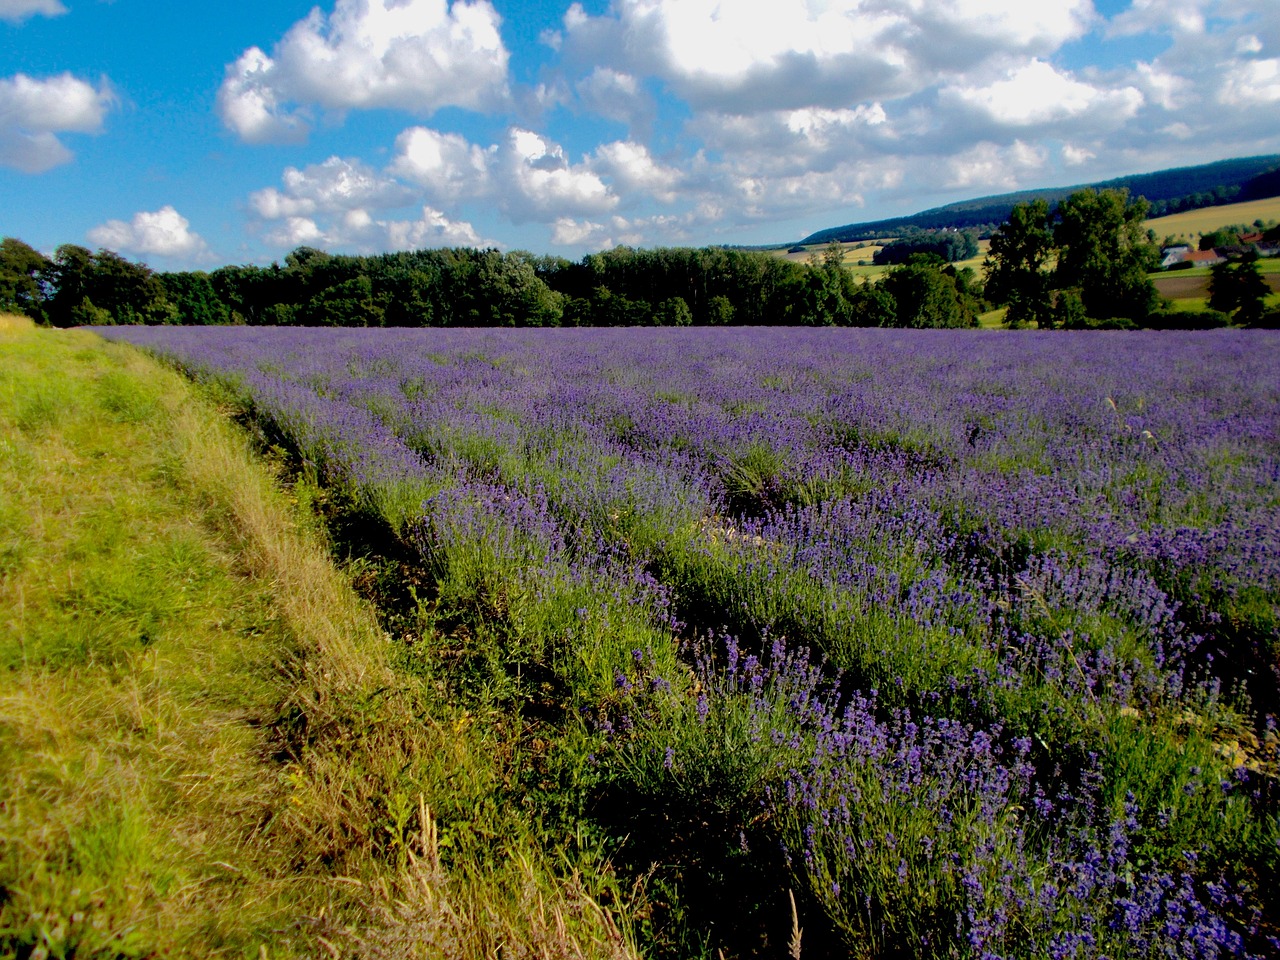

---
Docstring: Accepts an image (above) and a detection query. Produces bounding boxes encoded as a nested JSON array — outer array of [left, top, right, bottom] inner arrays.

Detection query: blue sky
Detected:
[[2, 0, 1278, 269]]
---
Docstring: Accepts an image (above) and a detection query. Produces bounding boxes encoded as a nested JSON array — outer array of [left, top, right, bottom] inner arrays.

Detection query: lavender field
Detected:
[[100, 326, 1280, 958]]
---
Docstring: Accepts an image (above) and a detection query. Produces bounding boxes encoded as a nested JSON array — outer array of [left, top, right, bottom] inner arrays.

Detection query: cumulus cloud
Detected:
[[1095, 0, 1280, 154], [692, 104, 893, 178], [0, 0, 65, 23], [551, 213, 690, 249], [263, 204, 487, 251], [389, 126, 495, 201], [218, 0, 511, 143], [502, 128, 616, 221], [1218, 57, 1280, 105], [385, 206, 486, 248], [589, 140, 681, 203], [944, 141, 1047, 190], [559, 0, 1094, 113], [943, 60, 1143, 128], [229, 0, 1280, 256], [88, 206, 213, 261], [0, 72, 114, 172], [387, 125, 620, 221], [249, 156, 413, 218]]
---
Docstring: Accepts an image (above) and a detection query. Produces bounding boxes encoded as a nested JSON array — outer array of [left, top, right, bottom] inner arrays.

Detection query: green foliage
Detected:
[[984, 199, 1055, 327], [654, 296, 693, 326], [159, 270, 228, 325], [879, 259, 979, 328], [873, 228, 979, 266], [0, 236, 51, 322], [985, 189, 1163, 328], [46, 245, 176, 327], [1140, 308, 1230, 330], [706, 294, 735, 325], [1053, 189, 1160, 323], [1209, 253, 1271, 324]]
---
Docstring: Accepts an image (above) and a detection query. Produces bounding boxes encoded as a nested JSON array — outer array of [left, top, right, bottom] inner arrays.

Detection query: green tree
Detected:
[[160, 271, 229, 325], [86, 249, 177, 325], [45, 246, 176, 326], [879, 256, 977, 328], [299, 275, 383, 326], [706, 294, 735, 325], [846, 279, 897, 327], [1053, 189, 1159, 323], [0, 237, 52, 322], [1209, 253, 1271, 325], [984, 199, 1054, 327], [654, 296, 692, 326]]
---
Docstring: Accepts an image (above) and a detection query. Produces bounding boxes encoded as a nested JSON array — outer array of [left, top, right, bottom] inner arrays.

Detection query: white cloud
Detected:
[[88, 206, 213, 261], [551, 213, 689, 249], [218, 0, 511, 143], [0, 72, 113, 172], [1108, 0, 1211, 38], [1132, 61, 1190, 111], [944, 60, 1143, 127], [589, 140, 681, 203], [250, 156, 413, 218], [1218, 57, 1280, 105], [389, 126, 494, 200], [385, 205, 486, 248], [217, 0, 1280, 258], [389, 124, 620, 219], [216, 48, 310, 145], [0, 0, 65, 23], [1236, 34, 1264, 55], [263, 204, 487, 251], [502, 128, 616, 221], [264, 216, 326, 248], [560, 0, 1094, 113], [690, 104, 896, 184], [1061, 143, 1097, 165], [944, 141, 1047, 190]]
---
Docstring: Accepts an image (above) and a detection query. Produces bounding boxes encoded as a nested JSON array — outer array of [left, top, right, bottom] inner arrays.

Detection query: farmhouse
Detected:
[[1181, 249, 1227, 266]]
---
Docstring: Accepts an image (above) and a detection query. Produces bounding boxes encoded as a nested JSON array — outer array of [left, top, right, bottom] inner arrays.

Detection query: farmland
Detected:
[[89, 324, 1280, 958], [1153, 258, 1280, 306], [1146, 197, 1280, 244]]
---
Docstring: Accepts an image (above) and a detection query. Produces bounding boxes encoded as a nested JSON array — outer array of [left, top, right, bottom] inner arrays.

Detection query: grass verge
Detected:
[[0, 315, 636, 959]]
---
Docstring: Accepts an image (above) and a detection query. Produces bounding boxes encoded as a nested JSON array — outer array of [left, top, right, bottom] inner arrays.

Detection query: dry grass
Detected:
[[0, 312, 34, 331]]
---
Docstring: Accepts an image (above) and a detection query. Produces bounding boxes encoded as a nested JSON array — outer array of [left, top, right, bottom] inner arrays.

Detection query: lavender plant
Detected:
[[99, 325, 1280, 957]]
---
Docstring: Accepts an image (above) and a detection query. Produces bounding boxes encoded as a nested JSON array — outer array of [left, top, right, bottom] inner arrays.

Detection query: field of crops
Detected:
[[99, 326, 1279, 958], [1146, 197, 1280, 244]]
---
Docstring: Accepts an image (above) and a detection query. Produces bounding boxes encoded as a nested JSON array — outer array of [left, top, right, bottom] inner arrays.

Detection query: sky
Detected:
[[2, 0, 1279, 270]]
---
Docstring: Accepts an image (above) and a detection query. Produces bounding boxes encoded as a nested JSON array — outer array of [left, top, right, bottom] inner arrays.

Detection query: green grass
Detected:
[[0, 316, 638, 960], [0, 318, 307, 957]]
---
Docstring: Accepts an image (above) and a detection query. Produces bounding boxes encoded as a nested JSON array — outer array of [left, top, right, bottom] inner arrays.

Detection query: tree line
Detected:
[[0, 238, 983, 330], [2, 186, 1271, 330]]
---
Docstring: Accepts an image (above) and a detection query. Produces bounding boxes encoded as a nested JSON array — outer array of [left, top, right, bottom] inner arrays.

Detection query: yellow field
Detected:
[[1145, 196, 1280, 242]]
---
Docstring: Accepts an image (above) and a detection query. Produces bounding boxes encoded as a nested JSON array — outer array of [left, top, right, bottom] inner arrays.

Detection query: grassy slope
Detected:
[[1145, 195, 1280, 242], [0, 315, 635, 960]]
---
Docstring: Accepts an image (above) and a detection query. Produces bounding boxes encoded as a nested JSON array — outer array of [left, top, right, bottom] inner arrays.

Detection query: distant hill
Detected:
[[798, 155, 1280, 246]]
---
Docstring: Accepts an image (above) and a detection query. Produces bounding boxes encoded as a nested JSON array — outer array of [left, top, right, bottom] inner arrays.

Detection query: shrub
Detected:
[[1141, 309, 1230, 330]]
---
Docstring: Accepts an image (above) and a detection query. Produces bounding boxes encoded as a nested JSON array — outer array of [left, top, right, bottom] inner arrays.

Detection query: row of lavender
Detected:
[[100, 326, 1280, 958]]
